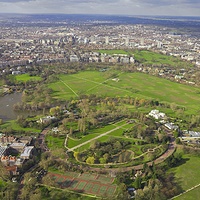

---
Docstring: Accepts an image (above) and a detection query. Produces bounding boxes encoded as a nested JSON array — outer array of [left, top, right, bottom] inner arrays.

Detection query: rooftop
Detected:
[[20, 146, 34, 158]]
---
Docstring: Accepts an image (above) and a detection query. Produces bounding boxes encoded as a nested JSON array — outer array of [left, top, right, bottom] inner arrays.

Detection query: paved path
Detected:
[[170, 183, 200, 200], [66, 122, 127, 152]]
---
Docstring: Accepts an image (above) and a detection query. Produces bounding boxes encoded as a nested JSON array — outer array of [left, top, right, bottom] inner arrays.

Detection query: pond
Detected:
[[0, 93, 23, 121]]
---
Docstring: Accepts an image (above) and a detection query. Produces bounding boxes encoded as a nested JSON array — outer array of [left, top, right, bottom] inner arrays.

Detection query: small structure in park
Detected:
[[148, 110, 166, 120]]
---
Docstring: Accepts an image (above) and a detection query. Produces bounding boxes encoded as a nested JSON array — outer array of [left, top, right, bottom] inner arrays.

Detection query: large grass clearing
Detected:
[[14, 74, 42, 82], [170, 154, 200, 199], [48, 71, 200, 115]]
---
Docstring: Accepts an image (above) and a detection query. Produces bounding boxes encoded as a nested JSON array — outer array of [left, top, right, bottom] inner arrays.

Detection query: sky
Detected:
[[0, 0, 199, 16]]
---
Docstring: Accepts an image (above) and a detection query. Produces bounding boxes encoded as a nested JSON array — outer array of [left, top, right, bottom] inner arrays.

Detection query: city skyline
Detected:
[[0, 0, 199, 17]]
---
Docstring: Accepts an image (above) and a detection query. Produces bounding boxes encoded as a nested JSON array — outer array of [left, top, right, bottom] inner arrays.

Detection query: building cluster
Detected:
[[0, 23, 199, 72], [0, 134, 34, 175], [148, 109, 178, 131]]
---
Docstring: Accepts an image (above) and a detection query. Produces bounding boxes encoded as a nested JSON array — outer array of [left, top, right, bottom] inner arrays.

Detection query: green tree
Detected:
[[86, 156, 95, 164]]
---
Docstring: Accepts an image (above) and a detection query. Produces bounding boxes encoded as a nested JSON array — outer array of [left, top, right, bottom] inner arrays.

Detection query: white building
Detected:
[[148, 110, 166, 120]]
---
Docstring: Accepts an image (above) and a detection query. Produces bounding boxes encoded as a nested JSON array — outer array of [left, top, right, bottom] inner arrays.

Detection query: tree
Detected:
[[73, 152, 79, 160], [50, 106, 61, 115], [86, 156, 95, 164], [135, 176, 142, 189], [99, 157, 107, 164], [118, 154, 124, 163], [78, 118, 86, 133], [175, 138, 181, 144], [90, 140, 99, 150]]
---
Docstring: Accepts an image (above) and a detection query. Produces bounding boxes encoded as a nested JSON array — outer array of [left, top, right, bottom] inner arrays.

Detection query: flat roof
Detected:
[[20, 146, 34, 157]]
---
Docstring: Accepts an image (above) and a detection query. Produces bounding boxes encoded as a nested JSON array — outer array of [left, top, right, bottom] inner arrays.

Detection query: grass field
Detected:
[[48, 71, 200, 115], [15, 74, 42, 82], [170, 154, 200, 200]]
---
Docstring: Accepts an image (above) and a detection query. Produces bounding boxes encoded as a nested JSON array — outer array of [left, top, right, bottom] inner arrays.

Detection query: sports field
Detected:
[[48, 71, 200, 115], [47, 172, 116, 197]]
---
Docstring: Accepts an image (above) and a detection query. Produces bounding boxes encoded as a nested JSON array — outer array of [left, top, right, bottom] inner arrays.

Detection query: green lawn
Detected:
[[48, 71, 200, 115], [170, 154, 200, 199], [0, 120, 41, 133], [46, 135, 66, 150], [15, 74, 42, 82], [175, 187, 200, 200]]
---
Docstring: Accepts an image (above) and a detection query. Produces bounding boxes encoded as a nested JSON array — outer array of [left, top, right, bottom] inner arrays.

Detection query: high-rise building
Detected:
[[140, 38, 144, 46], [105, 36, 109, 45], [125, 38, 129, 46]]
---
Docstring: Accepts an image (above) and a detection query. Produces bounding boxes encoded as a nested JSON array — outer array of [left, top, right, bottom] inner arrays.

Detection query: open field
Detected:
[[15, 74, 42, 82], [47, 171, 116, 197], [170, 154, 200, 200], [48, 71, 200, 115]]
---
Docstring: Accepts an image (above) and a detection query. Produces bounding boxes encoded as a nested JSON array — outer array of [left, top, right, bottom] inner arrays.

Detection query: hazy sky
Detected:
[[0, 0, 199, 16]]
